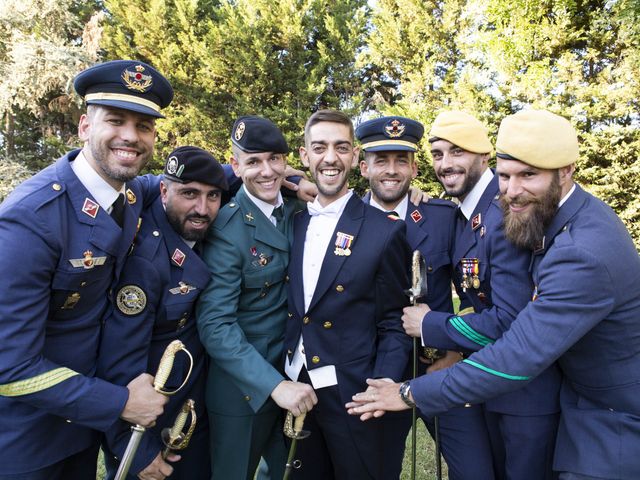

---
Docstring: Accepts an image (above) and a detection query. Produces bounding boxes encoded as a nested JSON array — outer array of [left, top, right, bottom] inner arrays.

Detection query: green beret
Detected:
[[429, 111, 493, 154], [496, 110, 578, 169]]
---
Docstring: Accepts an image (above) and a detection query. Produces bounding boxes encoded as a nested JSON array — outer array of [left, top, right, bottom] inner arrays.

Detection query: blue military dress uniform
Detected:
[[284, 195, 412, 479], [422, 175, 562, 480], [99, 196, 212, 479], [411, 184, 640, 478], [0, 149, 151, 475]]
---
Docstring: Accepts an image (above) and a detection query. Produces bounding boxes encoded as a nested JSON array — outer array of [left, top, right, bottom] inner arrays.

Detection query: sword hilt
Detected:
[[162, 399, 197, 459], [154, 340, 193, 395]]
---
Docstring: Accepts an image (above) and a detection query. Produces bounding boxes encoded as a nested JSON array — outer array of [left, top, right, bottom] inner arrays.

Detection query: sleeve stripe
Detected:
[[0, 367, 79, 397], [462, 359, 530, 381], [449, 316, 494, 346]]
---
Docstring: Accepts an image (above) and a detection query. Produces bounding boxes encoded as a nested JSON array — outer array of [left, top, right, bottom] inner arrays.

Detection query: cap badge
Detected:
[[166, 156, 179, 175], [172, 248, 186, 267], [235, 121, 246, 141], [121, 64, 153, 93], [116, 285, 147, 315], [334, 231, 354, 256], [384, 119, 406, 138], [82, 198, 99, 218], [410, 209, 423, 223]]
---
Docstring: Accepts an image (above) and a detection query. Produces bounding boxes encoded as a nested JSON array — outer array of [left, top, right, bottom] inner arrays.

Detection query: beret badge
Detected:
[[234, 121, 246, 141], [121, 64, 153, 93], [384, 119, 406, 138], [166, 156, 179, 175]]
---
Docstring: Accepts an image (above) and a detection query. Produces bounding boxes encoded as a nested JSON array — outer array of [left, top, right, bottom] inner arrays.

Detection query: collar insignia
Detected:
[[126, 189, 137, 204], [172, 248, 186, 267], [410, 209, 422, 223], [82, 198, 99, 218], [471, 213, 481, 231]]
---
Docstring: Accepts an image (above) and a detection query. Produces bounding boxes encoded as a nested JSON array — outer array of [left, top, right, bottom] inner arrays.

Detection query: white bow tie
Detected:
[[307, 201, 341, 217]]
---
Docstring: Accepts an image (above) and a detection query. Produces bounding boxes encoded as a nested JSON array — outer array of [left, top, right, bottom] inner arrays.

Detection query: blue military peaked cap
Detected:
[[164, 146, 228, 190], [74, 60, 173, 118], [231, 116, 289, 154], [356, 116, 424, 152]]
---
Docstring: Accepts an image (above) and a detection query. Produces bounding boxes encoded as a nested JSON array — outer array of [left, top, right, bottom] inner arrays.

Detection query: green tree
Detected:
[[0, 0, 102, 168], [101, 0, 369, 169]]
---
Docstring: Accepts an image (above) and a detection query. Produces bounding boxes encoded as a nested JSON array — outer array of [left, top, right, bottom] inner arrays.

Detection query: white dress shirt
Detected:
[[242, 185, 283, 227], [70, 151, 125, 213]]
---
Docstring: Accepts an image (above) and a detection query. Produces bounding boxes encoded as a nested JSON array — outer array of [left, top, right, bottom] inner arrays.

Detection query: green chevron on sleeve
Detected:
[[449, 315, 494, 346], [462, 359, 531, 381]]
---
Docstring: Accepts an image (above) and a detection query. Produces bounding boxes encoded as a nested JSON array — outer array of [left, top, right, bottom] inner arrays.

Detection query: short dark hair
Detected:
[[304, 109, 354, 145]]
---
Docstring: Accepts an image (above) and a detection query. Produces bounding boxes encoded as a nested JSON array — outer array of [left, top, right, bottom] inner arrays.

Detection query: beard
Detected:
[[89, 139, 150, 183], [370, 176, 412, 205], [437, 159, 483, 199], [166, 204, 211, 242], [501, 172, 561, 250]]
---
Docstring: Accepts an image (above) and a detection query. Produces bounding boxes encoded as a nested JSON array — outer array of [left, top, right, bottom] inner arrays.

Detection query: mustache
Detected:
[[186, 214, 211, 223]]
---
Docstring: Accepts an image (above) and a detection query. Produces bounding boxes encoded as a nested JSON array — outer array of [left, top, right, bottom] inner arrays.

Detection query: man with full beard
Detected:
[[0, 60, 173, 479], [283, 109, 411, 479], [99, 146, 228, 479], [399, 111, 561, 480], [348, 109, 640, 479]]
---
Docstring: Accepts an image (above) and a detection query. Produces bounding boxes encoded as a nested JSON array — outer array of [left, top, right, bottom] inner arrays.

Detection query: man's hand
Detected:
[[346, 378, 410, 421], [408, 186, 431, 206], [271, 380, 318, 417], [138, 452, 180, 480], [427, 350, 464, 373], [294, 177, 318, 202], [121, 373, 168, 427], [402, 303, 429, 338]]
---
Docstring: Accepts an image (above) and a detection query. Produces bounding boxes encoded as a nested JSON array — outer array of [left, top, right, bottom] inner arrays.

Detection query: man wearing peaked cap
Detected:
[[357, 115, 467, 478], [0, 60, 173, 478], [351, 110, 562, 480], [99, 146, 228, 479], [197, 116, 317, 480], [348, 109, 640, 479]]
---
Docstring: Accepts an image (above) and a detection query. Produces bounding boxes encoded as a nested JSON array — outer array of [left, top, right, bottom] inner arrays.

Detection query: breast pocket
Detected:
[[51, 262, 114, 315], [240, 261, 286, 311]]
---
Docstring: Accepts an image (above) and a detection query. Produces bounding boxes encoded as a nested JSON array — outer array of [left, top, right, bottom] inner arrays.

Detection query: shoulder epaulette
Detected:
[[214, 200, 241, 229]]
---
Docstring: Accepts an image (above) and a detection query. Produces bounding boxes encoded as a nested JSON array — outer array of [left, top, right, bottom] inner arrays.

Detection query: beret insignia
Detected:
[[116, 285, 147, 315], [166, 156, 179, 175], [234, 121, 246, 141]]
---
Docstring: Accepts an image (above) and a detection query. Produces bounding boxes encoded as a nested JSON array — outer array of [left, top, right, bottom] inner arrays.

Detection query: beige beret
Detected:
[[429, 111, 493, 154], [496, 110, 579, 169]]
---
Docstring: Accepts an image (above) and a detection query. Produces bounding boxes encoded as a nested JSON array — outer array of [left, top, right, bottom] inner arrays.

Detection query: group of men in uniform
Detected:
[[0, 57, 638, 480]]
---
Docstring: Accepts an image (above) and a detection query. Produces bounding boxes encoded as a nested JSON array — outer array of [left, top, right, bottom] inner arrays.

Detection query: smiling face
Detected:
[[360, 150, 417, 210], [78, 105, 156, 190], [497, 157, 571, 250], [430, 139, 489, 201], [161, 179, 222, 241], [230, 147, 286, 205], [300, 121, 359, 206]]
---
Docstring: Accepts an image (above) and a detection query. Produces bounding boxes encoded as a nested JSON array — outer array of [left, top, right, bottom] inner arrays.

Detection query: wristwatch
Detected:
[[399, 381, 416, 408]]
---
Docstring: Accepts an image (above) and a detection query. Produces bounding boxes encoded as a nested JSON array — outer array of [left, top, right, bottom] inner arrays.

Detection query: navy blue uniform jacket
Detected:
[[412, 184, 640, 478]]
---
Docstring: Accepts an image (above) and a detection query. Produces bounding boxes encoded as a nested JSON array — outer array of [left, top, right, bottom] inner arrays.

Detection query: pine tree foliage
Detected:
[[101, 0, 368, 169]]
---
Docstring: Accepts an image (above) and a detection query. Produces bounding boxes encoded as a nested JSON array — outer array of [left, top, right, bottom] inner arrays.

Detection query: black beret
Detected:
[[356, 116, 424, 152], [74, 60, 173, 118], [163, 146, 228, 190], [231, 116, 288, 154]]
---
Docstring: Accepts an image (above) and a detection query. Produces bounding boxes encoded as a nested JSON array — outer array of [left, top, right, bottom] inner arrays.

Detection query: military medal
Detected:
[[251, 252, 272, 267], [460, 258, 480, 291], [334, 232, 354, 256]]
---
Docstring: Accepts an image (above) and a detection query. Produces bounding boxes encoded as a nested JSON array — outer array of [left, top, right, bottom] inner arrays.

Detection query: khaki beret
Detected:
[[496, 110, 579, 169], [429, 111, 493, 154]]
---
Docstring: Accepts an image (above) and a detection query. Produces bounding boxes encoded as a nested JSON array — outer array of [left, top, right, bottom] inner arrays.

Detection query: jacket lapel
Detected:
[[290, 209, 311, 317], [453, 176, 499, 264], [237, 189, 290, 253], [405, 206, 428, 250], [307, 195, 364, 312]]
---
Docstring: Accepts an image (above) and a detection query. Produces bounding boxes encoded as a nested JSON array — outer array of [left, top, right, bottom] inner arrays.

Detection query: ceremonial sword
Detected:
[[114, 340, 193, 480], [282, 411, 310, 480]]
